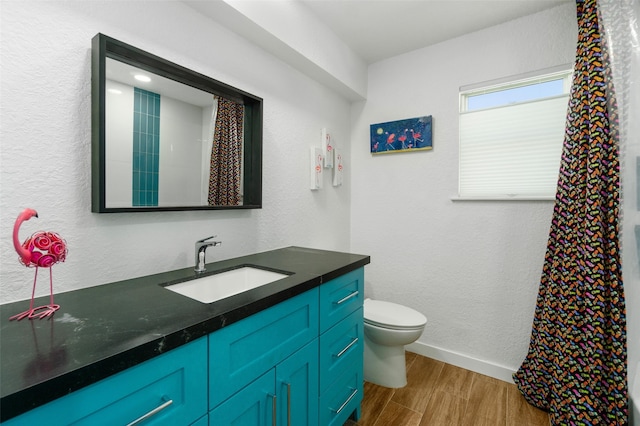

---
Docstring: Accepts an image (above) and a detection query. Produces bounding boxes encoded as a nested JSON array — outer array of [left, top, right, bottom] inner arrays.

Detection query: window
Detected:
[[458, 67, 572, 199]]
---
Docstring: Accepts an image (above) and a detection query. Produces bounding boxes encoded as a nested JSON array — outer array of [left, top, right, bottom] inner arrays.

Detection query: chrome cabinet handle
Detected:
[[334, 290, 359, 305], [335, 337, 359, 358], [332, 388, 358, 414], [286, 383, 292, 426], [269, 393, 277, 426], [126, 397, 173, 426]]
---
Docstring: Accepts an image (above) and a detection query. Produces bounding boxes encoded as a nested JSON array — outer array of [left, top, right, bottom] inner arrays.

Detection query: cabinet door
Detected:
[[210, 288, 319, 408], [276, 339, 319, 426], [210, 340, 320, 426], [209, 370, 275, 426], [3, 337, 208, 426]]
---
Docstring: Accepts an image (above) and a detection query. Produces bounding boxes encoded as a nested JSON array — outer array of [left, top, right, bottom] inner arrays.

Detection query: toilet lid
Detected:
[[364, 299, 427, 329]]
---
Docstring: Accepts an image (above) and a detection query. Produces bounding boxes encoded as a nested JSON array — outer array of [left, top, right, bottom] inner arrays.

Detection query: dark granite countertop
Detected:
[[0, 246, 370, 422]]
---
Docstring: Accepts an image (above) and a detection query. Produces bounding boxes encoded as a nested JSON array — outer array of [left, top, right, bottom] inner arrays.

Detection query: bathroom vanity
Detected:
[[0, 247, 369, 425]]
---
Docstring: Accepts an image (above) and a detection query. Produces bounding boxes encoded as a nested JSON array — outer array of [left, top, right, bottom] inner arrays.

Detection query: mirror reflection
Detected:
[[105, 60, 244, 208], [92, 33, 263, 213]]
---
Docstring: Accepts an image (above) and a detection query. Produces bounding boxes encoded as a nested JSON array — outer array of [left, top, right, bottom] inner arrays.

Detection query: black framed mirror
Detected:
[[91, 33, 262, 213]]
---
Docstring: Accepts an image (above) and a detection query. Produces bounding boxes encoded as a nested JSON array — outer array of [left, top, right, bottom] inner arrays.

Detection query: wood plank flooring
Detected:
[[345, 352, 549, 426]]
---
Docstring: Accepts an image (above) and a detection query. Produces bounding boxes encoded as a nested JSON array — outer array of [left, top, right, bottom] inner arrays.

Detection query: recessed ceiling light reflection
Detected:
[[134, 74, 151, 82]]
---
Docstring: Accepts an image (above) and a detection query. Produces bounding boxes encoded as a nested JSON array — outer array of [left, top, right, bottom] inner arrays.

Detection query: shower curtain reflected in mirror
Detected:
[[208, 96, 244, 206]]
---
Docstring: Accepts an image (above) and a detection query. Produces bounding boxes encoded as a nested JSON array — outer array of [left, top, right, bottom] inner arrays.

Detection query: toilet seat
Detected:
[[364, 299, 427, 330]]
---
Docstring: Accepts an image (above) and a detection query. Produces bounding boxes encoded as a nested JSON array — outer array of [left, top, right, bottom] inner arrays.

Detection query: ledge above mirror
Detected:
[[91, 33, 263, 213]]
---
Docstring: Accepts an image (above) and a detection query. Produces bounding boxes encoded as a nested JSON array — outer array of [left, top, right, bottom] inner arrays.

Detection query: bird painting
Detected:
[[10, 208, 67, 320]]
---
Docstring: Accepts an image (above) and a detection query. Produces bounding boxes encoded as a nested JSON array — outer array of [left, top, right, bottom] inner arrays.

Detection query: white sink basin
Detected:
[[165, 266, 290, 303]]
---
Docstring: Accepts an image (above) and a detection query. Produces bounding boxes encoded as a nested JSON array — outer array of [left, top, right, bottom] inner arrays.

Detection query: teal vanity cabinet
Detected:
[[0, 247, 369, 426], [208, 288, 320, 425], [1, 337, 208, 426]]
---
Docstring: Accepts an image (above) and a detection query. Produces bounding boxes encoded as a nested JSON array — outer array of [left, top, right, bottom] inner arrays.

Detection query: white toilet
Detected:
[[363, 298, 427, 388]]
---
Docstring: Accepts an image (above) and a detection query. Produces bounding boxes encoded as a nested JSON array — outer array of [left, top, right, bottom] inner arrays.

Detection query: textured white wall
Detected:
[[350, 4, 578, 375], [0, 0, 352, 303]]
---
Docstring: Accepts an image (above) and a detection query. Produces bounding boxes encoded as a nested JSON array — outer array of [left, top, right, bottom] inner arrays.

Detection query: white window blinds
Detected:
[[458, 69, 571, 199]]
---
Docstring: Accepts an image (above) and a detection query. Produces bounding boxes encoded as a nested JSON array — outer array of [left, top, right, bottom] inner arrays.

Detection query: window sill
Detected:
[[451, 195, 555, 202]]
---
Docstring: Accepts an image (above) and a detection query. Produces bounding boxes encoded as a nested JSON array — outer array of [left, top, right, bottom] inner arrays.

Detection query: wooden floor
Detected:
[[345, 352, 550, 426]]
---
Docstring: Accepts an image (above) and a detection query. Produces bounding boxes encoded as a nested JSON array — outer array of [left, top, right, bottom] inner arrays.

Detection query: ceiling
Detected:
[[299, 0, 570, 63]]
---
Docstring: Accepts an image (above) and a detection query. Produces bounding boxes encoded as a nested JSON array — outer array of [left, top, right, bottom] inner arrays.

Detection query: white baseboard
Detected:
[[405, 341, 517, 384]]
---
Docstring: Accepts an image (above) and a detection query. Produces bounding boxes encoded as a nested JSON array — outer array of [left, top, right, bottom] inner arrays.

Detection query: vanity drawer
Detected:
[[319, 360, 363, 426], [209, 288, 319, 408], [3, 337, 208, 426], [319, 308, 363, 394], [319, 268, 364, 332]]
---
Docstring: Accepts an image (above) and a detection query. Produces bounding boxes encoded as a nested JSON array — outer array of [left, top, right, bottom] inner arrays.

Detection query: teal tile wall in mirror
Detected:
[[91, 33, 263, 213], [132, 88, 160, 207]]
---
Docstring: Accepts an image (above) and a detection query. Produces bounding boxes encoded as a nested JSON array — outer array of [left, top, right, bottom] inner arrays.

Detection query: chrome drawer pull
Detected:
[[332, 387, 358, 414], [126, 397, 173, 426], [335, 337, 359, 358], [334, 291, 359, 305]]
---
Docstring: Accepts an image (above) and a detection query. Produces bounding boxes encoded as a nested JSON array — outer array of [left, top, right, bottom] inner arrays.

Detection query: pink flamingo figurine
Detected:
[[10, 208, 67, 320]]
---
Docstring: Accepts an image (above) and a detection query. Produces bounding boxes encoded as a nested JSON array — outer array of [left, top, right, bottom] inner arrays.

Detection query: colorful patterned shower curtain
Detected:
[[208, 96, 244, 206], [513, 0, 628, 424]]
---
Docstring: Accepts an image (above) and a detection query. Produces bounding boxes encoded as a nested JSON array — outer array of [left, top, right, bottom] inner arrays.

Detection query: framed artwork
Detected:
[[370, 115, 433, 154]]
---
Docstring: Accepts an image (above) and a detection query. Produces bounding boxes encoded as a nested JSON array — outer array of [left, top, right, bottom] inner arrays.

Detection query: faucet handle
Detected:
[[197, 235, 217, 243]]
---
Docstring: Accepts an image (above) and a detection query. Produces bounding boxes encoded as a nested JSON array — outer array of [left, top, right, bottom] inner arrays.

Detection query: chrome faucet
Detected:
[[195, 236, 222, 273]]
